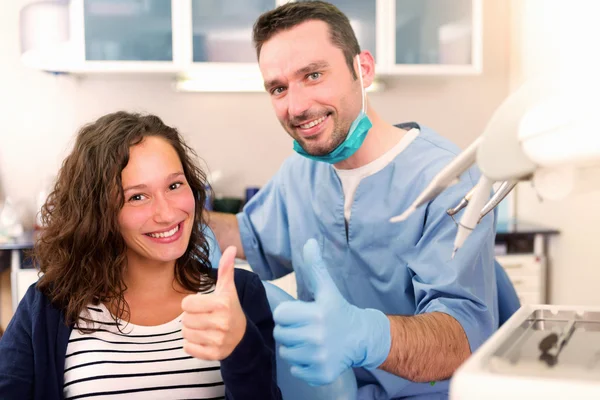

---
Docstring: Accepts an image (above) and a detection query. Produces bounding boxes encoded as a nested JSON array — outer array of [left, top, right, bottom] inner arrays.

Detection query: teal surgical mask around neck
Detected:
[[293, 55, 373, 164]]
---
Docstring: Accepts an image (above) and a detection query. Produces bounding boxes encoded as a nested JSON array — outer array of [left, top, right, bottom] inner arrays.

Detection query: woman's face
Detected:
[[118, 136, 196, 266]]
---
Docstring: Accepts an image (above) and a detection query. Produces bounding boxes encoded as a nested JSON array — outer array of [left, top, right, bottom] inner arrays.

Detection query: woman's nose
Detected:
[[152, 195, 176, 223]]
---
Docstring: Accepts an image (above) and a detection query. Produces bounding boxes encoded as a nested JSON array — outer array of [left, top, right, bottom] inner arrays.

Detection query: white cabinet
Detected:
[[496, 254, 546, 305], [83, 0, 174, 62], [15, 269, 40, 306], [191, 0, 275, 63], [387, 0, 481, 74], [309, 0, 379, 62], [494, 223, 558, 305], [21, 0, 483, 84]]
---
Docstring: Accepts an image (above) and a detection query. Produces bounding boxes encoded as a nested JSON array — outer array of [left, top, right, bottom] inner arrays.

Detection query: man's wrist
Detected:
[[356, 308, 391, 369]]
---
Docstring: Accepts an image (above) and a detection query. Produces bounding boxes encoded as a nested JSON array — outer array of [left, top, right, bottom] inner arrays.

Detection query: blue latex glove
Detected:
[[273, 238, 391, 386]]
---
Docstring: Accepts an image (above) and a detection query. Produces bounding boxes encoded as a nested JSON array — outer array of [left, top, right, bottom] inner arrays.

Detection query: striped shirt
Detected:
[[63, 304, 224, 400]]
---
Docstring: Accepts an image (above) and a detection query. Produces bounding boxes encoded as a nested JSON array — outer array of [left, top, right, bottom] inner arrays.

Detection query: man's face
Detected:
[[259, 20, 363, 156]]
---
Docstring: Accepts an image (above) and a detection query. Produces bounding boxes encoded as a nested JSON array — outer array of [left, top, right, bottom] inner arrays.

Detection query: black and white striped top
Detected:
[[63, 304, 224, 400]]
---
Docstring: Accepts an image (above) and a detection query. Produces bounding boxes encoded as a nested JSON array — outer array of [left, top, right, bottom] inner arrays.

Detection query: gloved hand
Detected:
[[273, 238, 391, 386]]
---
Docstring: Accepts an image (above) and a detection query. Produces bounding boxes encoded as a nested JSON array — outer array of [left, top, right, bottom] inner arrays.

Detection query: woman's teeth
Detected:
[[299, 115, 326, 129], [148, 224, 179, 238]]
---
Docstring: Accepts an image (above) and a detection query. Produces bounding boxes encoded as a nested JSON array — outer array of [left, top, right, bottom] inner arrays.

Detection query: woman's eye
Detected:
[[169, 182, 183, 190], [129, 194, 144, 202]]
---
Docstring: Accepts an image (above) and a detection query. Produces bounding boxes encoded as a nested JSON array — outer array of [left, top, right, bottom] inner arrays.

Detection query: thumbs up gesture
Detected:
[[272, 239, 391, 386], [181, 246, 247, 361]]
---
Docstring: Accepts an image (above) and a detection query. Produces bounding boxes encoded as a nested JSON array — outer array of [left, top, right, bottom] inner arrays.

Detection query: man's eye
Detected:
[[272, 87, 285, 95], [308, 72, 321, 80]]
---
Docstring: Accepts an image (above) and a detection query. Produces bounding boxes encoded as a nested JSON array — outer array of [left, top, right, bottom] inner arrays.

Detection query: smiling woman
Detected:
[[0, 112, 281, 400]]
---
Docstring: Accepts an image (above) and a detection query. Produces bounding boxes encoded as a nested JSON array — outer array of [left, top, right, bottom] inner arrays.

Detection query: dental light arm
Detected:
[[391, 78, 600, 254]]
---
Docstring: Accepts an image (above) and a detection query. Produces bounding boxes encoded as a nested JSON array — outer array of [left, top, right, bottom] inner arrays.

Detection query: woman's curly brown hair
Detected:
[[35, 111, 215, 328]]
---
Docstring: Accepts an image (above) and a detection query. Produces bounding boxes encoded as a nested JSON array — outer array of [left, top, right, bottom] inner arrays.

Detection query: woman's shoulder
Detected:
[[233, 268, 273, 310], [233, 268, 264, 297], [20, 282, 52, 310], [9, 282, 63, 328]]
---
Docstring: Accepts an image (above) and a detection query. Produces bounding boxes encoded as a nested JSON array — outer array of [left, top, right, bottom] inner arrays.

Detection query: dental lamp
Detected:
[[391, 77, 600, 256], [399, 77, 600, 399]]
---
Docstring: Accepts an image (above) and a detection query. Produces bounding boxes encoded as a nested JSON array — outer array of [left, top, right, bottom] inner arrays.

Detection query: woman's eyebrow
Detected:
[[123, 172, 184, 192]]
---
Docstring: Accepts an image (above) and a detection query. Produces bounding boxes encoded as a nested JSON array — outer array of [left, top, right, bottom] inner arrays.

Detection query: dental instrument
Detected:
[[446, 186, 476, 218], [478, 180, 518, 223], [451, 175, 494, 259], [389, 136, 483, 223]]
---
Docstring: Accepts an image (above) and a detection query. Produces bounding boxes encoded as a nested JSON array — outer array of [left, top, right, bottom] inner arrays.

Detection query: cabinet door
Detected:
[[301, 0, 378, 62], [191, 0, 276, 63], [83, 0, 174, 61], [392, 0, 480, 73]]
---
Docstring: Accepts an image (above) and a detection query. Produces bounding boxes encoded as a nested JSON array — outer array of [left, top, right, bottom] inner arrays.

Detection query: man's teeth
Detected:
[[299, 116, 326, 129], [148, 224, 179, 239]]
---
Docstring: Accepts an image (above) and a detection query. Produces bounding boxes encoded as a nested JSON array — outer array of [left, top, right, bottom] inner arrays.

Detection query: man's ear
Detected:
[[358, 50, 376, 88]]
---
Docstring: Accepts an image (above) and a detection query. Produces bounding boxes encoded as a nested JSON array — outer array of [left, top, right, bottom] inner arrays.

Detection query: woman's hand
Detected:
[[181, 246, 247, 360]]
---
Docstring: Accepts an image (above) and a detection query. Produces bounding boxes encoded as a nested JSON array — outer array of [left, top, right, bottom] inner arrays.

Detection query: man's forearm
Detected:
[[379, 312, 471, 382], [205, 211, 245, 259]]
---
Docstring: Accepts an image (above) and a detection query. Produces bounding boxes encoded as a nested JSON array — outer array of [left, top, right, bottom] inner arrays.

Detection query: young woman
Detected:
[[0, 112, 281, 400]]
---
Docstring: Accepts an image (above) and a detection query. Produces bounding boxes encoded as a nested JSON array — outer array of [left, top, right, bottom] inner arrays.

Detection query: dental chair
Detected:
[[262, 281, 358, 400]]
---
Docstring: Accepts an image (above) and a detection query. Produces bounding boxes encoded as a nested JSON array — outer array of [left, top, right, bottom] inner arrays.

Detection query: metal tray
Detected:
[[487, 308, 600, 380]]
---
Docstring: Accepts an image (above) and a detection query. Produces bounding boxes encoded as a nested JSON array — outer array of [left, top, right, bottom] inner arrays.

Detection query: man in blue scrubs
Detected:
[[208, 2, 498, 399]]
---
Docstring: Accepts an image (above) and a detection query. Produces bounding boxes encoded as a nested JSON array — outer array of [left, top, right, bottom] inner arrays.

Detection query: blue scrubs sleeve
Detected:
[[201, 224, 222, 269], [236, 168, 294, 281], [409, 167, 498, 353]]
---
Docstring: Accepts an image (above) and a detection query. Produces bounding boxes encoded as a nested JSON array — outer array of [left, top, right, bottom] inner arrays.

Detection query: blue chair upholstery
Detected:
[[495, 259, 521, 326], [262, 281, 358, 400]]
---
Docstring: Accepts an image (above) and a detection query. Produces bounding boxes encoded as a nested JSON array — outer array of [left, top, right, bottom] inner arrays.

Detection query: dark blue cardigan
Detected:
[[0, 269, 281, 400]]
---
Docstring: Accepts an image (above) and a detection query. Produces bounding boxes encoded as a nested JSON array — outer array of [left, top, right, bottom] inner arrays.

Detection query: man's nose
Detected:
[[287, 87, 312, 120]]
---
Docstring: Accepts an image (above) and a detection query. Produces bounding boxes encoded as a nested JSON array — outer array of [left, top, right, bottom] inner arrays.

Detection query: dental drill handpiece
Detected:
[[452, 175, 494, 258], [478, 180, 518, 222]]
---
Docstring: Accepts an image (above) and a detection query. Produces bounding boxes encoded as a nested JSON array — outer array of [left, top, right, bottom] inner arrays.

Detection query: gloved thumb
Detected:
[[215, 246, 237, 296], [302, 238, 335, 300]]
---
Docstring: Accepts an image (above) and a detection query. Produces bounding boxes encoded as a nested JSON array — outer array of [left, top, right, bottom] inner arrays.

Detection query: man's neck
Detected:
[[334, 108, 406, 170]]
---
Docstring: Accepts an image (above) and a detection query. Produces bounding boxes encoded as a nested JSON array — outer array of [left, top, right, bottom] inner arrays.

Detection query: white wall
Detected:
[[510, 0, 600, 305], [0, 0, 511, 229]]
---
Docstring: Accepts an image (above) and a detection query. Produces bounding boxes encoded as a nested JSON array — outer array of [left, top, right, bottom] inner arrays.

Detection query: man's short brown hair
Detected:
[[252, 1, 361, 79]]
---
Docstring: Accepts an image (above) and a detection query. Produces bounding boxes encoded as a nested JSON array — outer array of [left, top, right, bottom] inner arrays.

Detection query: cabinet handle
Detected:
[[502, 264, 523, 269]]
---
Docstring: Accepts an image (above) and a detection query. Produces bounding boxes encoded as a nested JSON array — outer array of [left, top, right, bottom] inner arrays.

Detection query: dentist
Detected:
[[208, 2, 499, 399]]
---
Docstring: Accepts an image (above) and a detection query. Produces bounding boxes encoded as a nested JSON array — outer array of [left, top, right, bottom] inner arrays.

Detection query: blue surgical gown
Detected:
[[236, 124, 498, 400]]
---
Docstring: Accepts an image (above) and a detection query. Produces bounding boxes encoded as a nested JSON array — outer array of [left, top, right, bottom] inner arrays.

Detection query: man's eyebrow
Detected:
[[265, 78, 285, 91], [264, 61, 330, 91], [295, 61, 330, 76]]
